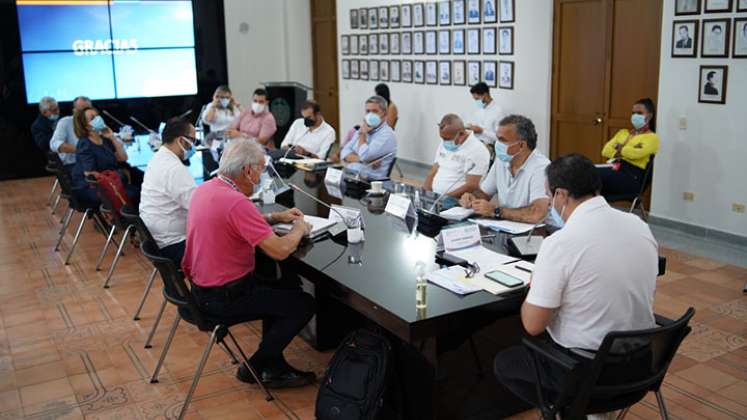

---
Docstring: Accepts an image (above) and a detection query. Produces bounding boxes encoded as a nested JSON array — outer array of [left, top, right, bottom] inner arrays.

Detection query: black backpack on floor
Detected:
[[315, 329, 396, 420]]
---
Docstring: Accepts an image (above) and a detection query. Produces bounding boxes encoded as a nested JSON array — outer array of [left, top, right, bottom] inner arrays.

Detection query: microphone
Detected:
[[178, 109, 192, 119], [102, 110, 126, 127], [282, 143, 299, 160], [428, 161, 476, 213], [129, 116, 156, 133], [288, 183, 356, 229], [363, 151, 394, 167]]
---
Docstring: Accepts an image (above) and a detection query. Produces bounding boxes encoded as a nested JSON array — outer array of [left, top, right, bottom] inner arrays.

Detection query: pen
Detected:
[[514, 265, 533, 274]]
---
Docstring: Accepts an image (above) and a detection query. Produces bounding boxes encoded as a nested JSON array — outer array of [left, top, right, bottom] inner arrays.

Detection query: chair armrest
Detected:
[[658, 256, 666, 276], [522, 337, 580, 372], [654, 313, 675, 327]]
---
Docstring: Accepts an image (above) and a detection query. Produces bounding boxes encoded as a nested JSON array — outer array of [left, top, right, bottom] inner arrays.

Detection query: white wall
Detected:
[[651, 3, 747, 237], [336, 0, 554, 164], [223, 0, 314, 103]]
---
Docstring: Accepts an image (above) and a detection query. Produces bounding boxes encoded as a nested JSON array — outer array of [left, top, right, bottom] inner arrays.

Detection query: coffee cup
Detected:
[[371, 181, 384, 194]]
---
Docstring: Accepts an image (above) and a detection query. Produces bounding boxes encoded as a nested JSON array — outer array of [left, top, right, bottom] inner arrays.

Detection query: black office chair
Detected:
[[605, 156, 655, 221], [90, 178, 135, 289], [141, 240, 273, 420], [386, 157, 398, 179], [522, 307, 695, 420]]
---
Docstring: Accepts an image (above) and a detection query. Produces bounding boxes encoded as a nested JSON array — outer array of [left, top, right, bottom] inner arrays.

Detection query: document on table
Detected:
[[444, 245, 518, 271], [426, 266, 483, 295], [439, 206, 475, 221], [470, 219, 544, 234], [273, 215, 337, 239]]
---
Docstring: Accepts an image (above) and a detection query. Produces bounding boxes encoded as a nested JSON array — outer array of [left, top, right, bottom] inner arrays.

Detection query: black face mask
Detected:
[[303, 117, 315, 127]]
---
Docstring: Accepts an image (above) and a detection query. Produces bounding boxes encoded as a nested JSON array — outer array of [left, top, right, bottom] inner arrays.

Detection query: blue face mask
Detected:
[[494, 141, 517, 162], [474, 99, 486, 109], [549, 192, 566, 228], [442, 133, 461, 152], [90, 115, 106, 132], [365, 112, 381, 128], [631, 114, 647, 130], [179, 137, 196, 160], [47, 113, 59, 122], [220, 98, 231, 108]]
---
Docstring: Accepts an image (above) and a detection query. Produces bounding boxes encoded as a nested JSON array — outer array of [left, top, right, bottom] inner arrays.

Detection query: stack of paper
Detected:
[[439, 206, 475, 221], [471, 219, 544, 234], [426, 266, 483, 295], [273, 215, 337, 239], [444, 246, 518, 271]]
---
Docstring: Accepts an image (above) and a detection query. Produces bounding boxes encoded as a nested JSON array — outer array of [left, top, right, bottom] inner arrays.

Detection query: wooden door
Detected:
[[311, 0, 340, 139], [551, 0, 662, 162]]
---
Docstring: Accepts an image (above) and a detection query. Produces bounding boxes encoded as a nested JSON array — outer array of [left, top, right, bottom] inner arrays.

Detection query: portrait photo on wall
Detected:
[[369, 7, 378, 30], [483, 60, 497, 87], [499, 0, 515, 23], [467, 61, 481, 86], [483, 27, 497, 54], [402, 60, 413, 82], [391, 60, 401, 82], [739, 0, 747, 11], [453, 0, 466, 25], [390, 32, 401, 54], [401, 4, 412, 27], [426, 31, 438, 54], [483, 0, 497, 23], [499, 60, 514, 89], [414, 60, 425, 84], [359, 8, 368, 29], [439, 1, 451, 26], [360, 59, 369, 80], [439, 30, 451, 54], [379, 33, 389, 54], [369, 33, 378, 55], [467, 0, 481, 24], [350, 10, 358, 29], [359, 34, 368, 54], [413, 3, 425, 27], [498, 26, 513, 55], [734, 18, 747, 57], [351, 35, 359, 54], [351, 60, 359, 79], [402, 32, 413, 54], [453, 60, 466, 85], [370, 60, 379, 81], [453, 29, 465, 54], [439, 61, 451, 85], [341, 35, 350, 55], [342, 60, 350, 79], [698, 65, 728, 104], [671, 20, 698, 57], [379, 6, 389, 29], [701, 19, 730, 57], [704, 0, 733, 13], [467, 28, 481, 54], [414, 31, 425, 54], [380, 60, 390, 81], [390, 5, 400, 28], [426, 60, 438, 84], [426, 2, 438, 26], [675, 0, 701, 15]]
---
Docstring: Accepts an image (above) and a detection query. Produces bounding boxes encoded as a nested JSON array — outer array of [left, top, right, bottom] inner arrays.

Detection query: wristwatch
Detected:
[[493, 207, 502, 219]]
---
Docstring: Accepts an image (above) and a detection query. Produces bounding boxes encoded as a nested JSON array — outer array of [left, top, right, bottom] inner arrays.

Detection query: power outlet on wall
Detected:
[[678, 117, 687, 130], [732, 203, 746, 214], [683, 192, 695, 201]]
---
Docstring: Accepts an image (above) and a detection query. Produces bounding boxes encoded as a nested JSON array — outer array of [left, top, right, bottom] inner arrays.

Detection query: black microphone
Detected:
[[288, 183, 357, 229], [129, 116, 156, 133], [178, 109, 192, 119], [102, 110, 126, 127]]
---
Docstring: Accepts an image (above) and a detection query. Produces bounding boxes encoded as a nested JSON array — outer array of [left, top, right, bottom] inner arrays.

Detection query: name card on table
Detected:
[[441, 223, 482, 252], [325, 167, 344, 186], [385, 194, 415, 219]]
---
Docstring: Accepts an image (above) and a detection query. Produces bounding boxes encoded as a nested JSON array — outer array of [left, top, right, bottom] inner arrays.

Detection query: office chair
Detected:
[[118, 206, 160, 321], [46, 152, 63, 213], [90, 178, 135, 289], [140, 240, 273, 420], [605, 156, 655, 221], [522, 307, 695, 420]]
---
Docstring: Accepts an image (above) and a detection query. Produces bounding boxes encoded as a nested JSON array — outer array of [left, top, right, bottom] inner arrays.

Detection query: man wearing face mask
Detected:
[[226, 88, 277, 148], [139, 118, 198, 266], [340, 95, 397, 180], [466, 82, 503, 147], [31, 96, 59, 154], [494, 155, 657, 418], [423, 114, 490, 201], [183, 138, 317, 389], [279, 100, 336, 159], [50, 95, 92, 170], [459, 115, 551, 225]]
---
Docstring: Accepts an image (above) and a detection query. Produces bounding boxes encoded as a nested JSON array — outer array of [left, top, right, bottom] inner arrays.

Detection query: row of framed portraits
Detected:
[[349, 0, 515, 30], [341, 59, 515, 89], [341, 27, 514, 56], [672, 17, 747, 58], [675, 0, 747, 15]]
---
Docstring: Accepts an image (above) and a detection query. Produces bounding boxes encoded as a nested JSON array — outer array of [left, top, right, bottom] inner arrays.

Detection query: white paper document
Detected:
[[426, 266, 483, 295], [273, 215, 337, 238], [439, 206, 475, 221], [471, 219, 544, 234], [444, 245, 518, 271]]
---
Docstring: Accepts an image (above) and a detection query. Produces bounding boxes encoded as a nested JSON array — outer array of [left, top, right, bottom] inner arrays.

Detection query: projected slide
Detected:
[[16, 0, 198, 103]]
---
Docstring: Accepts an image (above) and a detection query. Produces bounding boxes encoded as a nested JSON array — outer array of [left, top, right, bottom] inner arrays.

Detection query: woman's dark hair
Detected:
[[161, 117, 193, 144], [374, 83, 391, 104], [546, 154, 602, 199], [635, 97, 656, 132], [73, 106, 96, 139]]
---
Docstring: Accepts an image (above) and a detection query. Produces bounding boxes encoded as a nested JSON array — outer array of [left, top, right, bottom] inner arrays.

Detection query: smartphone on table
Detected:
[[484, 270, 524, 288]]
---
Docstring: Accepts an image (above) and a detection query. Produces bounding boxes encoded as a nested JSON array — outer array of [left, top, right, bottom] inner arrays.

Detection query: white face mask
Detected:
[[251, 102, 265, 114]]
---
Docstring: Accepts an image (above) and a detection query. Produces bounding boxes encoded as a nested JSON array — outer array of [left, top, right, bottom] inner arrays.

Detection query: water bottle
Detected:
[[415, 261, 427, 309]]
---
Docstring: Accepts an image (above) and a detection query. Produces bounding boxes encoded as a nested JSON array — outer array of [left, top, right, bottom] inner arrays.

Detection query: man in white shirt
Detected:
[[466, 82, 503, 146], [50, 96, 91, 169], [423, 114, 490, 200], [460, 115, 551, 224], [139, 118, 198, 266], [280, 100, 336, 159], [494, 154, 657, 414]]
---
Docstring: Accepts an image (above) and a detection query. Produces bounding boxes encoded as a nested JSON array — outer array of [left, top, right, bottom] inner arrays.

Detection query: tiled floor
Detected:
[[0, 176, 745, 420]]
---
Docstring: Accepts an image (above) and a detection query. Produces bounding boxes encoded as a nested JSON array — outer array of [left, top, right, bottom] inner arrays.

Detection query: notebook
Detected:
[[272, 215, 338, 239]]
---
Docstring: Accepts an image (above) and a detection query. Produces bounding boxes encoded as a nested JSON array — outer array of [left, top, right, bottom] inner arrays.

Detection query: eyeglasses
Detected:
[[463, 261, 480, 279], [181, 135, 197, 145]]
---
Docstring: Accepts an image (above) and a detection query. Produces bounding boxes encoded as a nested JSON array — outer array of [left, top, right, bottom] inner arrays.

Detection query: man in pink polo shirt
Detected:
[[183, 138, 316, 389], [226, 88, 277, 148]]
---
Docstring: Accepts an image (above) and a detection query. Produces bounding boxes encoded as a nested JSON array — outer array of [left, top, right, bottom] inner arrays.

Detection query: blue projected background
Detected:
[[17, 0, 198, 103]]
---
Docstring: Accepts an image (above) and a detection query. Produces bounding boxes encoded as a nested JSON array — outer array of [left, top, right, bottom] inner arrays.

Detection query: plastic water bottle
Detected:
[[415, 261, 427, 309]]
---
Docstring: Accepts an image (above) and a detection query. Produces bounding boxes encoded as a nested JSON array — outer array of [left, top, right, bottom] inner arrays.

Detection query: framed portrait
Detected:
[[499, 60, 514, 89], [499, 0, 514, 23], [426, 30, 438, 54], [401, 4, 413, 27], [467, 61, 481, 85], [402, 60, 414, 82], [358, 35, 368, 55], [453, 60, 467, 85], [379, 6, 389, 29], [380, 60, 390, 81], [675, 0, 701, 15], [483, 0, 497, 23], [342, 60, 350, 79], [351, 60, 359, 79], [359, 8, 368, 29], [467, 0, 481, 24], [439, 30, 451, 54], [379, 33, 389, 54], [369, 7, 378, 30], [704, 0, 733, 13], [467, 28, 481, 54], [390, 32, 401, 55], [698, 65, 728, 104], [734, 18, 747, 57], [390, 6, 401, 28], [414, 3, 425, 27], [439, 60, 451, 85], [453, 0, 466, 25], [402, 32, 413, 54], [483, 27, 497, 54], [426, 60, 438, 84], [671, 21, 698, 57], [483, 60, 497, 87], [739, 0, 747, 11], [414, 31, 425, 54], [350, 34, 359, 54], [439, 1, 451, 26], [341, 35, 350, 55], [453, 29, 465, 54], [391, 60, 401, 82], [350, 10, 359, 29], [426, 2, 438, 26], [701, 19, 730, 57], [498, 26, 513, 55], [369, 34, 378, 55], [370, 60, 380, 81], [414, 61, 426, 84], [360, 60, 369, 80]]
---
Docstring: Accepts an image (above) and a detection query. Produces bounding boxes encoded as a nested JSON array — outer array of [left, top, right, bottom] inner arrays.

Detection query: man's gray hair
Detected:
[[218, 138, 266, 178], [38, 96, 57, 112], [440, 113, 465, 130], [499, 114, 538, 150], [365, 95, 388, 113]]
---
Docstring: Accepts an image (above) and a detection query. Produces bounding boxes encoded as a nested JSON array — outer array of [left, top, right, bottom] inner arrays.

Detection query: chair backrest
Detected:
[[120, 205, 156, 245], [386, 157, 397, 178], [637, 155, 655, 195], [563, 307, 695, 417]]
